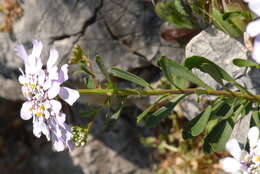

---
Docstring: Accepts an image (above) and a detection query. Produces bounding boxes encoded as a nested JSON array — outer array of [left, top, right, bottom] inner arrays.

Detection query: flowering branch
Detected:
[[78, 88, 260, 102]]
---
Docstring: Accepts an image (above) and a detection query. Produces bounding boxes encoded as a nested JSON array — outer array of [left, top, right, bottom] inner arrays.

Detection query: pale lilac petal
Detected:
[[57, 113, 66, 124], [33, 117, 50, 140], [18, 75, 26, 85], [27, 54, 37, 73], [41, 123, 50, 140], [244, 0, 259, 4], [20, 101, 33, 120], [47, 81, 61, 99], [248, 1, 260, 16], [248, 126, 259, 149], [58, 64, 68, 83], [225, 139, 242, 160], [21, 86, 28, 97], [247, 19, 260, 37], [52, 137, 65, 152], [48, 66, 59, 81], [43, 79, 52, 90], [32, 117, 42, 138], [59, 87, 79, 105], [35, 58, 43, 73], [14, 44, 28, 62], [220, 157, 242, 173], [252, 35, 260, 63], [50, 100, 62, 113], [33, 123, 42, 138], [47, 48, 59, 70], [38, 70, 46, 86], [66, 140, 74, 151], [32, 40, 43, 58]]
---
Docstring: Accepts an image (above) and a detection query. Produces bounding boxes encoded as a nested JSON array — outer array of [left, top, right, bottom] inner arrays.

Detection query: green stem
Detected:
[[78, 88, 260, 102]]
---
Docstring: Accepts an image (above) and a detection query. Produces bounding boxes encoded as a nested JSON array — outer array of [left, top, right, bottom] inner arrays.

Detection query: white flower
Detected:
[[244, 0, 260, 63], [15, 40, 79, 151], [220, 126, 260, 174]]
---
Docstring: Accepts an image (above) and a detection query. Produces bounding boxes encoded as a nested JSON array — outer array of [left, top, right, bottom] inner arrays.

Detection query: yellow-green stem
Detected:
[[78, 88, 260, 102]]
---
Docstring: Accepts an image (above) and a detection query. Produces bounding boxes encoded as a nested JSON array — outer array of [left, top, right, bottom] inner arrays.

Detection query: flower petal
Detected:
[[47, 81, 61, 99], [32, 117, 49, 140], [57, 113, 66, 124], [50, 100, 62, 113], [58, 64, 68, 83], [52, 137, 65, 152], [32, 40, 43, 58], [48, 66, 59, 81], [225, 139, 242, 160], [14, 44, 28, 63], [248, 126, 259, 149], [20, 101, 33, 120], [38, 70, 46, 86], [248, 1, 260, 16], [66, 140, 74, 152], [59, 87, 80, 105], [18, 75, 26, 85], [246, 19, 260, 37], [220, 157, 242, 173], [47, 48, 59, 70], [252, 35, 260, 64]]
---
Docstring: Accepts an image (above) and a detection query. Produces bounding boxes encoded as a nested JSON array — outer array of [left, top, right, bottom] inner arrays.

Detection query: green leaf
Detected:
[[252, 111, 260, 129], [201, 63, 224, 85], [183, 105, 212, 138], [223, 11, 250, 21], [103, 101, 124, 131], [95, 55, 114, 89], [158, 56, 213, 90], [137, 94, 170, 123], [184, 56, 253, 95], [206, 98, 229, 133], [233, 58, 259, 68], [203, 119, 233, 153], [111, 67, 153, 89], [211, 7, 241, 37], [155, 1, 195, 29], [80, 63, 96, 77], [222, 3, 251, 34], [146, 94, 186, 128], [83, 77, 96, 89]]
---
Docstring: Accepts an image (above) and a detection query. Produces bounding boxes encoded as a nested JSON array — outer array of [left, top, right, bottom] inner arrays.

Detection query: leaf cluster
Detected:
[[155, 0, 253, 37], [74, 45, 260, 154]]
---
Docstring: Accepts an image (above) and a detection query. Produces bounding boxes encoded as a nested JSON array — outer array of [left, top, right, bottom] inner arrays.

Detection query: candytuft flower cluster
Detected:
[[221, 127, 260, 174], [15, 40, 80, 151]]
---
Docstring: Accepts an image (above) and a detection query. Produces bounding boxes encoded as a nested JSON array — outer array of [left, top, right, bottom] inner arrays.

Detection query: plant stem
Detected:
[[78, 88, 260, 102]]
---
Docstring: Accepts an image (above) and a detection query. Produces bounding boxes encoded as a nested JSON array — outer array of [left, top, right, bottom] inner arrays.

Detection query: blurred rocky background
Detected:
[[0, 0, 249, 174]]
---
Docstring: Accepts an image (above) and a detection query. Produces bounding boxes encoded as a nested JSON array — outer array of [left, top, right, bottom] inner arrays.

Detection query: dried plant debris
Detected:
[[0, 0, 23, 32]]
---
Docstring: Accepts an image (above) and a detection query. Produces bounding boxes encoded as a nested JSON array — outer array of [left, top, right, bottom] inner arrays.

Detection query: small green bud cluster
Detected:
[[71, 126, 88, 147]]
